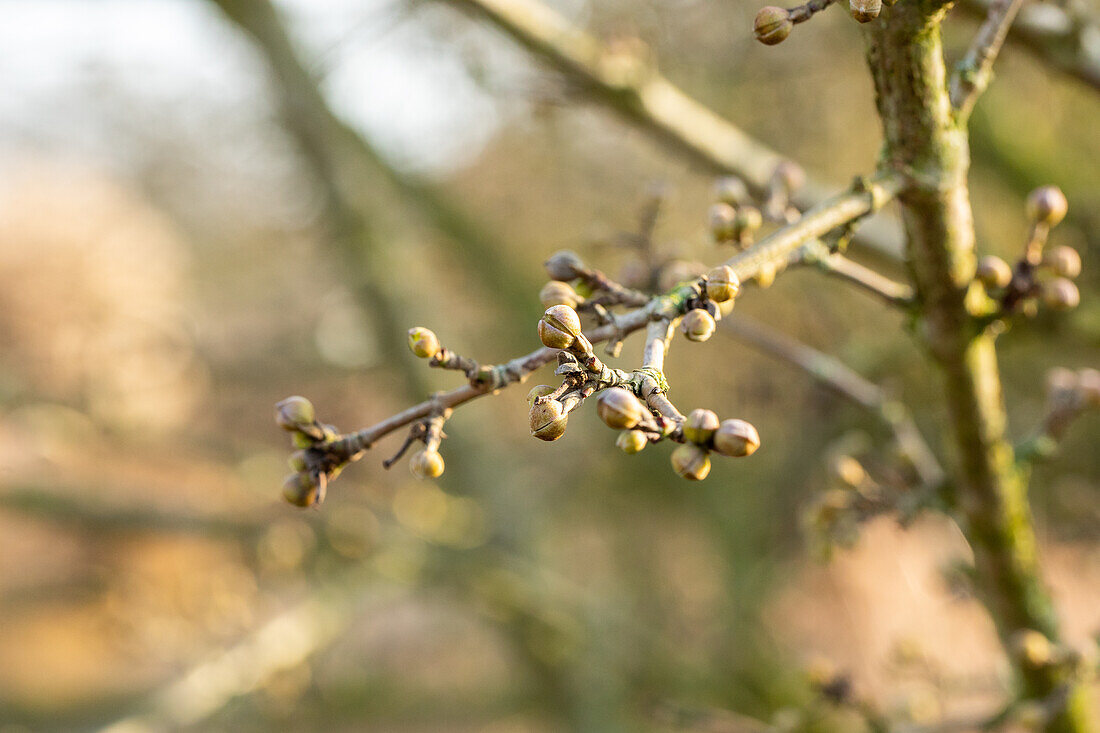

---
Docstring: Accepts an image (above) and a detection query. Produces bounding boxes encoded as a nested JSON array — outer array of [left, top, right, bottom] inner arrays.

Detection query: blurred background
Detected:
[[0, 0, 1096, 731]]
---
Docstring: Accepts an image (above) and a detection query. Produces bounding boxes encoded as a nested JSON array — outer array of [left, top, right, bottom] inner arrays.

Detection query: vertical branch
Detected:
[[864, 4, 1093, 731]]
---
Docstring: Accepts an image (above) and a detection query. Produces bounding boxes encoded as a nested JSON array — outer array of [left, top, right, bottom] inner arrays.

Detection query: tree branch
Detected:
[[957, 0, 1100, 92], [437, 0, 906, 263], [797, 240, 915, 307], [950, 0, 1028, 119]]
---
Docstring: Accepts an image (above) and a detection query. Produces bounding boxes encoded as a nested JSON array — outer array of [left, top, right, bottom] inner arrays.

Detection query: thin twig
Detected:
[[950, 0, 1028, 118], [798, 241, 915, 307]]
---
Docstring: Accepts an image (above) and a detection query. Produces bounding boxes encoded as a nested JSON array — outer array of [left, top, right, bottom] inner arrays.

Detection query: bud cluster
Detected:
[[753, 0, 892, 47], [275, 395, 342, 507], [977, 186, 1082, 318]]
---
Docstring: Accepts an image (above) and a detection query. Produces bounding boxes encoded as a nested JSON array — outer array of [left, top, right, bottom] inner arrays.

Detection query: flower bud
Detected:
[[282, 471, 324, 508], [288, 450, 308, 473], [681, 309, 716, 342], [975, 255, 1013, 290], [544, 250, 585, 281], [706, 265, 740, 303], [275, 396, 315, 431], [850, 0, 881, 22], [683, 408, 720, 445], [597, 387, 646, 430], [713, 419, 760, 457], [1043, 245, 1082, 279], [617, 429, 648, 454], [830, 455, 865, 489], [755, 262, 777, 288], [540, 281, 581, 309], [1026, 186, 1068, 227], [538, 304, 583, 349], [1077, 368, 1100, 408], [1011, 629, 1053, 668], [530, 399, 568, 441], [713, 176, 749, 206], [410, 448, 445, 479], [733, 206, 763, 236], [709, 202, 737, 242], [671, 444, 711, 480], [407, 327, 440, 359], [754, 6, 793, 45], [1041, 278, 1080, 311], [527, 384, 556, 405]]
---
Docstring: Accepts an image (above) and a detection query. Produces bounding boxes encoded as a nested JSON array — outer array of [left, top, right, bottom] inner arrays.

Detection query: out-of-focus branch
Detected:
[[957, 0, 1100, 92], [209, 0, 535, 347], [950, 0, 1027, 118], [1015, 368, 1100, 464], [438, 0, 906, 263], [721, 315, 944, 491], [798, 241, 915, 307]]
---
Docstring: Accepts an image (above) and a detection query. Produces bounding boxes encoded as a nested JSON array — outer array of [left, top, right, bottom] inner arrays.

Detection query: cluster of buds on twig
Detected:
[[977, 186, 1082, 318], [753, 0, 897, 46], [275, 395, 343, 507]]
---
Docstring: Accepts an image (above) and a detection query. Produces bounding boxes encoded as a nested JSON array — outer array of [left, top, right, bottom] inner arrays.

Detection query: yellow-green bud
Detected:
[[671, 443, 711, 481], [275, 396, 315, 431], [617, 429, 648, 454], [407, 327, 440, 359], [733, 206, 763, 237], [410, 448, 445, 479], [538, 305, 582, 350], [596, 387, 646, 430], [1043, 245, 1082, 279], [713, 419, 760, 457], [830, 455, 865, 489], [713, 176, 749, 206], [1011, 630, 1053, 668], [530, 399, 568, 441], [681, 309, 716, 342], [705, 265, 740, 303], [539, 281, 581, 309], [755, 262, 777, 288], [282, 472, 323, 508], [976, 255, 1013, 290], [288, 450, 308, 473], [1026, 186, 1068, 227], [1042, 278, 1080, 311], [708, 202, 737, 242], [526, 384, 556, 405], [850, 0, 881, 22], [683, 408, 720, 444], [754, 6, 793, 45], [544, 250, 585, 281]]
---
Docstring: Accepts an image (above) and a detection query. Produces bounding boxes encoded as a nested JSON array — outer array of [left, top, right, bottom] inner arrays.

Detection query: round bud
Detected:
[[538, 304, 583, 350], [526, 384, 556, 406], [282, 471, 323, 508], [713, 419, 761, 457], [683, 408, 720, 445], [671, 444, 711, 481], [1043, 246, 1082, 279], [616, 429, 648, 454], [1042, 278, 1080, 311], [410, 448, 445, 479], [733, 206, 763, 236], [1077, 368, 1100, 408], [708, 202, 737, 242], [975, 255, 1013, 290], [755, 262, 777, 288], [713, 176, 749, 206], [706, 265, 740, 303], [754, 6, 793, 45], [544, 250, 585, 281], [539, 280, 581, 309], [288, 450, 308, 473], [681, 309, 716, 342], [849, 0, 881, 22], [1011, 629, 1053, 668], [596, 387, 646, 430], [407, 327, 440, 359], [530, 399, 568, 441], [275, 396, 315, 431], [830, 455, 865, 489], [1026, 186, 1068, 227], [773, 161, 806, 193]]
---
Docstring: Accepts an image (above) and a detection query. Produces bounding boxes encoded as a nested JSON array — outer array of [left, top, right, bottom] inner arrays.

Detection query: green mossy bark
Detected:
[[865, 4, 1094, 731]]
